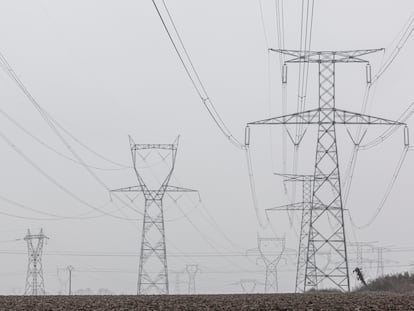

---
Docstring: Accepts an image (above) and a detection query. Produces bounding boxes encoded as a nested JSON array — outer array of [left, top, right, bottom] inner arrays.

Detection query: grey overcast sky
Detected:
[[0, 0, 412, 294]]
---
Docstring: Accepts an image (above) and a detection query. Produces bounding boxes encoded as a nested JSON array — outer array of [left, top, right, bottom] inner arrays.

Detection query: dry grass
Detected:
[[358, 271, 414, 293]]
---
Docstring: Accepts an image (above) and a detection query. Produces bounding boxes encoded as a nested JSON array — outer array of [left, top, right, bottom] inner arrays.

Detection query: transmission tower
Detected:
[[373, 246, 396, 277], [349, 241, 377, 270], [252, 237, 286, 293], [67, 265, 74, 295], [246, 49, 407, 291], [267, 173, 316, 293], [185, 264, 199, 294], [24, 228, 48, 295], [111, 137, 196, 295]]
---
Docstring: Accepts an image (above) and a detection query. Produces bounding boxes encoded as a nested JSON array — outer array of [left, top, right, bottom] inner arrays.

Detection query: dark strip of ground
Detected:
[[0, 292, 413, 311]]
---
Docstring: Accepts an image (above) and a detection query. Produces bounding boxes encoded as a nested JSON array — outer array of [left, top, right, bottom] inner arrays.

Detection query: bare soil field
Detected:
[[0, 292, 413, 311]]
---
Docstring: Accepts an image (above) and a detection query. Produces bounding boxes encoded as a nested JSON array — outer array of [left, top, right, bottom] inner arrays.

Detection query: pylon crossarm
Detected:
[[164, 186, 198, 192], [248, 109, 405, 126], [274, 172, 314, 182], [131, 144, 178, 151], [110, 185, 196, 193], [334, 109, 406, 125], [269, 49, 383, 63], [266, 202, 305, 211]]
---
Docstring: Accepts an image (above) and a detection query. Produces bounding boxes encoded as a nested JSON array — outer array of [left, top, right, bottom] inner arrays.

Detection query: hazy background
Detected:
[[0, 0, 411, 294]]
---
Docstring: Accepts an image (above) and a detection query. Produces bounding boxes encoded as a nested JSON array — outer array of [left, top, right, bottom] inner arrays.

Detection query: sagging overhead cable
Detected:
[[0, 51, 142, 218], [343, 12, 414, 206], [372, 11, 414, 85], [151, 0, 244, 149], [348, 145, 410, 230]]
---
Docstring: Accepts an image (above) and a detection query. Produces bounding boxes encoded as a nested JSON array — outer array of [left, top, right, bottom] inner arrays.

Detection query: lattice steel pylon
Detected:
[[24, 228, 48, 295], [185, 264, 199, 294], [267, 173, 316, 293], [256, 237, 285, 293], [246, 49, 407, 291], [111, 137, 196, 295]]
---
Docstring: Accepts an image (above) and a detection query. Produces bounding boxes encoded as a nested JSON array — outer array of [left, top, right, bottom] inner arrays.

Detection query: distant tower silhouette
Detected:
[[257, 237, 285, 293], [24, 229, 48, 295], [186, 264, 199, 294]]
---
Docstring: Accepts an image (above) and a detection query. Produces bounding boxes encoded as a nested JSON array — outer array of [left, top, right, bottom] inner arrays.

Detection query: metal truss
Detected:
[[24, 229, 48, 295], [248, 108, 404, 126], [269, 49, 384, 63], [112, 136, 196, 295], [256, 237, 286, 293], [247, 49, 407, 292], [267, 174, 316, 293]]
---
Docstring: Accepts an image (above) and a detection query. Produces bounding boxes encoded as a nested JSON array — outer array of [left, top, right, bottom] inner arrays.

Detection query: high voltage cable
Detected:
[[290, 0, 314, 204], [0, 50, 143, 219], [0, 193, 118, 220], [151, 0, 244, 149], [275, 0, 291, 201], [0, 128, 140, 221], [0, 107, 129, 172], [348, 146, 410, 230], [135, 148, 254, 269], [168, 170, 242, 250], [0, 248, 413, 257], [343, 101, 414, 208], [343, 12, 414, 212], [359, 103, 414, 151], [152, 0, 283, 233]]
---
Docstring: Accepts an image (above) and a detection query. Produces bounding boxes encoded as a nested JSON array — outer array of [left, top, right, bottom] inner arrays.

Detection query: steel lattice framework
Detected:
[[24, 229, 48, 295], [112, 137, 196, 295], [257, 237, 285, 293], [246, 49, 406, 292], [267, 174, 316, 293]]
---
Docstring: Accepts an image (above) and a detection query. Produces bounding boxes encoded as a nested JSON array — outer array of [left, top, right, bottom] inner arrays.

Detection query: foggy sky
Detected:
[[0, 0, 412, 294]]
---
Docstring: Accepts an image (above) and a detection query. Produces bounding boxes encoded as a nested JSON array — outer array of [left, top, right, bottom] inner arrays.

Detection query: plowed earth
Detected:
[[0, 292, 413, 311]]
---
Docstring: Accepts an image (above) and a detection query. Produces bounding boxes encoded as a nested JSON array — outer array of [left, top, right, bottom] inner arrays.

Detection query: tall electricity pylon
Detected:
[[246, 49, 407, 291], [267, 173, 316, 293], [112, 137, 196, 295], [185, 264, 199, 294], [24, 229, 48, 295]]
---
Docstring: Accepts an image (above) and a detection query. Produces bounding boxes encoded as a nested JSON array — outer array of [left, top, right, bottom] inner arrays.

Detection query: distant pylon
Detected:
[[349, 242, 376, 270], [246, 49, 407, 291], [377, 247, 384, 277], [256, 237, 285, 293], [185, 264, 199, 294], [111, 137, 196, 295], [67, 265, 74, 295], [267, 173, 316, 293], [374, 246, 396, 277], [24, 229, 48, 295]]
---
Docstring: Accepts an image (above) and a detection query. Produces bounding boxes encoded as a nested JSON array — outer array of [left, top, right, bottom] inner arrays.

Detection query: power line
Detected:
[[150, 0, 244, 149], [0, 107, 129, 172], [0, 50, 143, 219], [0, 128, 139, 221]]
